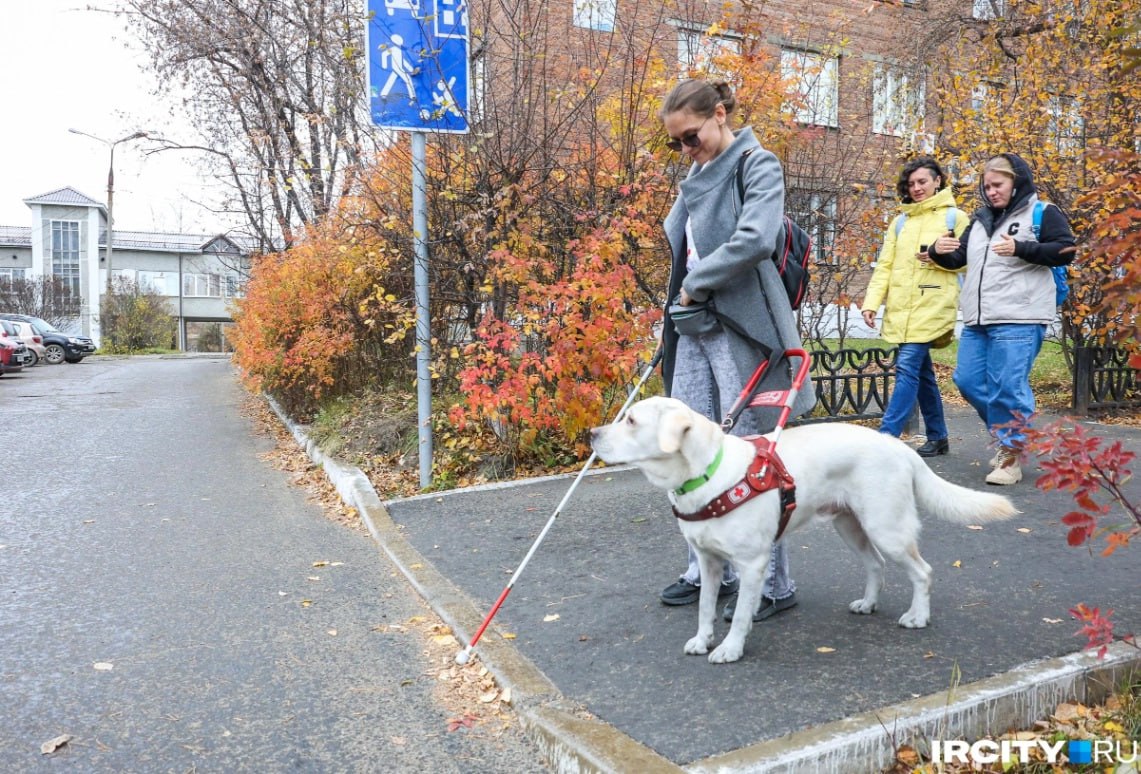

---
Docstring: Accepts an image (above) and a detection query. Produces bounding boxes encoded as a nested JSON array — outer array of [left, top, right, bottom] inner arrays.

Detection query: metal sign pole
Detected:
[[412, 130, 432, 489], [366, 0, 470, 490]]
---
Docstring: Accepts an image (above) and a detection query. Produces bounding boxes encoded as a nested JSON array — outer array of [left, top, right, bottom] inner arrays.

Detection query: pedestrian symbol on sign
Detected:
[[378, 33, 418, 103]]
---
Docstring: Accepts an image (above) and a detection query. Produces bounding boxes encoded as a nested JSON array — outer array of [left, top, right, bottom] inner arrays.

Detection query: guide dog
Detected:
[[590, 397, 1018, 664]]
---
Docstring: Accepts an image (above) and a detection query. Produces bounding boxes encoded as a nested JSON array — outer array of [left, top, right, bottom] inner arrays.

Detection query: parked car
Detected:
[[0, 314, 96, 364], [2, 319, 47, 366], [0, 336, 31, 375]]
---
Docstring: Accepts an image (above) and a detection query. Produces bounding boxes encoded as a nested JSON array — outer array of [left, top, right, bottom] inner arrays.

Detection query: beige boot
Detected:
[[985, 446, 1022, 485]]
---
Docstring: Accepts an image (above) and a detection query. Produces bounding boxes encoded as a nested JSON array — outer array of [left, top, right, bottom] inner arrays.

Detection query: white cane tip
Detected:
[[455, 650, 470, 665]]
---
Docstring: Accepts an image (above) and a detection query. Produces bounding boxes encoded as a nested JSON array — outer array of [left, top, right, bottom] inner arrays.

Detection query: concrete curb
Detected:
[[265, 397, 683, 773], [265, 397, 1141, 774], [688, 641, 1140, 773]]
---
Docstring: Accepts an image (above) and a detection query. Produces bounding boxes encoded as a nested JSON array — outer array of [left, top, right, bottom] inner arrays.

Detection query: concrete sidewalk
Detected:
[[298, 404, 1141, 773]]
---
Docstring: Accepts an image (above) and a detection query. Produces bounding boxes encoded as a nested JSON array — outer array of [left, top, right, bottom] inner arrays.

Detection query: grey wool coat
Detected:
[[662, 127, 816, 428]]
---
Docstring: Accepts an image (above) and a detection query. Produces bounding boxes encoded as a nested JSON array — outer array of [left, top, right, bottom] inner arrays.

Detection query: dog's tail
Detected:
[[912, 456, 1019, 524]]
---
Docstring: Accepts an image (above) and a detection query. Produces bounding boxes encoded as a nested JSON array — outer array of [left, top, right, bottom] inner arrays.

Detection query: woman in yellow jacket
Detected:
[[862, 157, 968, 456]]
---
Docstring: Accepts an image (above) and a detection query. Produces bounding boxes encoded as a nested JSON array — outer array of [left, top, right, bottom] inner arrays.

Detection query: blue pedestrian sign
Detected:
[[366, 0, 470, 133]]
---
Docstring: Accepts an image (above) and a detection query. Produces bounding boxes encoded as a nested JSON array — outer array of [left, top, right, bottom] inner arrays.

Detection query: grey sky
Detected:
[[0, 1, 241, 235]]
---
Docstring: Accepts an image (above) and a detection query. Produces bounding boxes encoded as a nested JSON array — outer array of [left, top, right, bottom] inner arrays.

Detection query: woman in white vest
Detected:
[[928, 154, 1075, 485]]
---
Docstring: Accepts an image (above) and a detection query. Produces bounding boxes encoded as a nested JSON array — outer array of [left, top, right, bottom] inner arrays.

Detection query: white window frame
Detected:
[[872, 64, 925, 137], [573, 0, 616, 32], [677, 26, 740, 76], [0, 268, 27, 283], [973, 0, 1006, 20], [50, 220, 81, 297], [183, 272, 223, 298], [781, 49, 839, 128]]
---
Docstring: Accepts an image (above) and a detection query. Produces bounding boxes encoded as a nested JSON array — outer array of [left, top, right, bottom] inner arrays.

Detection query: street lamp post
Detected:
[[67, 129, 149, 292]]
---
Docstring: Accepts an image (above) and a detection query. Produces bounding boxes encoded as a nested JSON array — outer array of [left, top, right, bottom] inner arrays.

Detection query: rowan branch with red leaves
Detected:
[[1017, 415, 1140, 656]]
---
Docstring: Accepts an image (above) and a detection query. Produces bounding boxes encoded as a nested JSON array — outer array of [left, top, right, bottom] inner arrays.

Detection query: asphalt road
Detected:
[[0, 357, 547, 773]]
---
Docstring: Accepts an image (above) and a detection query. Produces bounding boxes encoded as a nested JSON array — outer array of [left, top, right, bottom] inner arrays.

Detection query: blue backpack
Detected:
[[1032, 201, 1071, 307]]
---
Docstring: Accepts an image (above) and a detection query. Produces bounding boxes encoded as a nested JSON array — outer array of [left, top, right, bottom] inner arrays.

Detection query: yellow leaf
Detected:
[[952, 560, 962, 568], [301, 599, 313, 607], [967, 525, 984, 531], [500, 632, 517, 640], [816, 646, 836, 653], [1017, 527, 1032, 534], [543, 614, 560, 622], [312, 561, 329, 567], [1104, 720, 1124, 733]]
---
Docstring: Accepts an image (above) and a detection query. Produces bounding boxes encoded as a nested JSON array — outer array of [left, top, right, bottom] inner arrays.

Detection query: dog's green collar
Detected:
[[675, 444, 724, 495]]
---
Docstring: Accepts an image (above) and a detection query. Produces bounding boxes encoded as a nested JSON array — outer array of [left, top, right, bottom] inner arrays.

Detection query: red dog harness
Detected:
[[673, 436, 797, 542]]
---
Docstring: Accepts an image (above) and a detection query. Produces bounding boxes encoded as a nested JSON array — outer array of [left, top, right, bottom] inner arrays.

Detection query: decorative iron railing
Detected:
[[797, 346, 898, 424], [1072, 346, 1141, 414]]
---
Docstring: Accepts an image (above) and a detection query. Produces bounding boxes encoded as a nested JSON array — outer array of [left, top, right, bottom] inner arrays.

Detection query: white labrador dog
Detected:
[[590, 396, 1018, 664]]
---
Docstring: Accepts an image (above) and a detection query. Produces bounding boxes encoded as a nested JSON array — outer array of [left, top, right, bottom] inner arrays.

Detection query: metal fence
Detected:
[[1072, 345, 1141, 414], [797, 346, 897, 424]]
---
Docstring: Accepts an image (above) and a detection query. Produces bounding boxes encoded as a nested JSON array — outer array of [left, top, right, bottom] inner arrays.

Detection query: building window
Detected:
[[678, 26, 739, 75], [0, 268, 27, 283], [137, 270, 179, 296], [573, 0, 616, 32], [973, 0, 1006, 20], [183, 272, 242, 298], [872, 64, 924, 137], [1047, 96, 1085, 155], [808, 194, 838, 266], [51, 221, 81, 296], [781, 49, 839, 128]]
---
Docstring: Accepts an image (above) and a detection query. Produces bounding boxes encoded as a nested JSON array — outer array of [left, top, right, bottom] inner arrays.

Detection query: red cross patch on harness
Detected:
[[727, 482, 751, 504]]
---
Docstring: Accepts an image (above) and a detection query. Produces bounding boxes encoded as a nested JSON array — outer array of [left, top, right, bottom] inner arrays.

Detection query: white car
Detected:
[[9, 320, 47, 366]]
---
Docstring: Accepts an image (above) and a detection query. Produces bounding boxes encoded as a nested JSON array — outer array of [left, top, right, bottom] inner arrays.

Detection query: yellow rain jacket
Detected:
[[861, 187, 968, 345]]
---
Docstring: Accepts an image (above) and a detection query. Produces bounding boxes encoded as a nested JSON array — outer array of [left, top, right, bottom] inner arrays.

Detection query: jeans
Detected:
[[880, 342, 948, 441], [953, 323, 1045, 448], [671, 331, 796, 599]]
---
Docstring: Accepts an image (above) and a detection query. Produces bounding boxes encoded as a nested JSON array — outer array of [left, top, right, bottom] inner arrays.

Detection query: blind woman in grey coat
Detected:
[[657, 79, 816, 623]]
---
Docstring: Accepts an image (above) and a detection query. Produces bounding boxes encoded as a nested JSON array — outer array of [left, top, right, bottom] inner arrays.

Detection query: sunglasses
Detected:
[[665, 116, 712, 152]]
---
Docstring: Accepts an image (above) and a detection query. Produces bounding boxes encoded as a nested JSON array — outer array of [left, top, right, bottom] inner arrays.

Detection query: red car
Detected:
[[0, 337, 31, 375]]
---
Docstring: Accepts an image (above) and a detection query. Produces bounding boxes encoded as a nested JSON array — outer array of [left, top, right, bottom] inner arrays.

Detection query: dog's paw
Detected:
[[684, 634, 712, 655], [848, 598, 878, 615], [708, 641, 744, 664], [898, 611, 930, 628]]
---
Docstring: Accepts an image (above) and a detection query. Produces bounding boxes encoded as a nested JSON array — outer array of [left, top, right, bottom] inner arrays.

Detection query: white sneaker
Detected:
[[988, 451, 1002, 469], [985, 448, 1022, 485]]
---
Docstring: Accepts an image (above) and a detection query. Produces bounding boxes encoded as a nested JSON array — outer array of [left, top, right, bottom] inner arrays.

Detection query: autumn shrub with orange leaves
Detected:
[[231, 211, 415, 419], [448, 203, 663, 463]]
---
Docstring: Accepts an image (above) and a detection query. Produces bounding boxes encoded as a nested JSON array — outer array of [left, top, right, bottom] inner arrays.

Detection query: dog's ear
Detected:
[[658, 408, 692, 454]]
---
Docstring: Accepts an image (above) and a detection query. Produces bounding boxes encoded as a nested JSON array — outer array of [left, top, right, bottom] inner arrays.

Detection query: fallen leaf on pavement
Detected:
[[41, 735, 72, 755], [816, 646, 836, 653], [951, 560, 962, 568], [500, 632, 516, 640], [542, 614, 560, 622], [93, 662, 114, 671]]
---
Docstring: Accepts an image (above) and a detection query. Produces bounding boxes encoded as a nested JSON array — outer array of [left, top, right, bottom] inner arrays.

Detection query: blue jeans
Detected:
[[671, 332, 795, 599], [953, 323, 1045, 447], [880, 342, 947, 441]]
